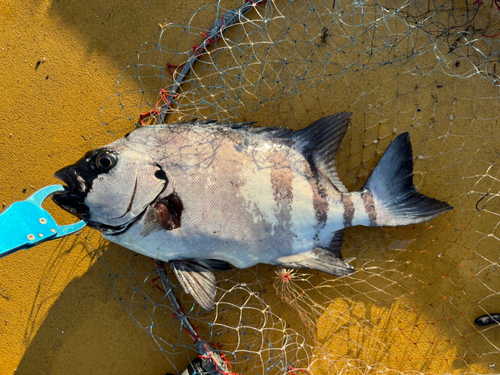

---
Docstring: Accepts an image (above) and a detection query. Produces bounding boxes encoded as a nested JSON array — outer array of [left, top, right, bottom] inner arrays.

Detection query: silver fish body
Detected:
[[111, 123, 342, 266], [53, 114, 452, 310]]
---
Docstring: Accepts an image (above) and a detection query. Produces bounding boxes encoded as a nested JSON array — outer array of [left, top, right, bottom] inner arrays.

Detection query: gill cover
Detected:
[[85, 149, 167, 229], [53, 127, 170, 233]]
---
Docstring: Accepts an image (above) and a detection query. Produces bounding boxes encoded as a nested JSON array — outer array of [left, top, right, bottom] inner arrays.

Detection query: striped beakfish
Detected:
[[52, 113, 453, 310]]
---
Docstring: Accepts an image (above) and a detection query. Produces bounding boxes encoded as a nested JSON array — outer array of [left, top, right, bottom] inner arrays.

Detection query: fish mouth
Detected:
[[52, 168, 89, 217], [54, 167, 86, 193]]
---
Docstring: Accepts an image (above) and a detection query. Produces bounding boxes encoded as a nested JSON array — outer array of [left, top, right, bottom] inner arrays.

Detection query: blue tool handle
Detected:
[[0, 185, 86, 258]]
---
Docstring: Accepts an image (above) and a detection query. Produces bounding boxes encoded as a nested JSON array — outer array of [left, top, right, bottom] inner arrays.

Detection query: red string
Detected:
[[151, 277, 165, 293], [285, 367, 312, 375], [198, 339, 241, 375], [166, 62, 186, 77], [211, 342, 232, 368], [191, 44, 205, 57], [481, 31, 500, 38], [219, 353, 232, 368], [191, 14, 225, 57], [481, 1, 500, 39], [137, 89, 177, 125], [281, 271, 292, 282]]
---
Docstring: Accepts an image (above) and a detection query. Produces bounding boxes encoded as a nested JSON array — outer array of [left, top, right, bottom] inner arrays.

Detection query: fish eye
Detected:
[[96, 152, 118, 171]]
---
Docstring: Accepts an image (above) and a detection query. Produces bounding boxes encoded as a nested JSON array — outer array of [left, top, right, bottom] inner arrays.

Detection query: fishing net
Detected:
[[89, 0, 500, 373]]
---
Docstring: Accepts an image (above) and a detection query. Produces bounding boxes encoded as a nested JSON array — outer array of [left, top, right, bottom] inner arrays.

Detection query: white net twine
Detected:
[[86, 0, 500, 373]]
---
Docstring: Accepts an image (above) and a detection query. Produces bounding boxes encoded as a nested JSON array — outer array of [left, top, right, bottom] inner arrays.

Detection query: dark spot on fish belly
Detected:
[[342, 194, 355, 227], [361, 192, 377, 226]]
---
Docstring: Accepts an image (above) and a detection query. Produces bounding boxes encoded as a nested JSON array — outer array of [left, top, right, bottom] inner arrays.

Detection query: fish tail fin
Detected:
[[362, 132, 453, 227]]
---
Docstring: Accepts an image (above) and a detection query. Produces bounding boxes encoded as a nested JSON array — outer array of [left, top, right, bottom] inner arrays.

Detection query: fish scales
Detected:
[[127, 124, 339, 266], [52, 114, 453, 310]]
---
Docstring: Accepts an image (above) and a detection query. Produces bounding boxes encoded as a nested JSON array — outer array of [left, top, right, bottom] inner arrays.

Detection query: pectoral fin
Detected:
[[140, 192, 184, 237], [277, 248, 354, 276], [169, 260, 216, 311]]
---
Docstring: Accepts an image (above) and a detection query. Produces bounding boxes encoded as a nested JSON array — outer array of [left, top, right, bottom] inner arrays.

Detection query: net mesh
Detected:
[[85, 0, 500, 373]]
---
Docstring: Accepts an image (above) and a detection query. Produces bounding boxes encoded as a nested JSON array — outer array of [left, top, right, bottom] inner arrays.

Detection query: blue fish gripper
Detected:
[[0, 185, 86, 258]]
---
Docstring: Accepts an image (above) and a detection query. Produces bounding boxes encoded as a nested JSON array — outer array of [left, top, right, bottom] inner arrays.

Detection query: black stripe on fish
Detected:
[[304, 157, 329, 227], [270, 159, 294, 235], [361, 192, 377, 226], [312, 186, 328, 228], [342, 194, 355, 227], [271, 166, 293, 206]]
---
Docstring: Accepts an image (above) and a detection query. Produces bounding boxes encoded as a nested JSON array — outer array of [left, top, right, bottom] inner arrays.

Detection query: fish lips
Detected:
[[52, 167, 89, 218]]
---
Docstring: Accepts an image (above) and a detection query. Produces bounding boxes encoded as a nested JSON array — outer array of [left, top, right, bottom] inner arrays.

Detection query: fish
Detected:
[[52, 113, 453, 310]]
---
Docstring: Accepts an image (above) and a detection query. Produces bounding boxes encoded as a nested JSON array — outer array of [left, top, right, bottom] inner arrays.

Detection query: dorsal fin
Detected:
[[175, 119, 294, 139], [292, 112, 352, 192]]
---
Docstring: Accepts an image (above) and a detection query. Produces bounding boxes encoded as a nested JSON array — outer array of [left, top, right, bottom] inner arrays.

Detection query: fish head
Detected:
[[52, 137, 169, 234]]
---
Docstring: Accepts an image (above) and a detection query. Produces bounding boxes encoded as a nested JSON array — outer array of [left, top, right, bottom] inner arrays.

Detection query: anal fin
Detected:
[[276, 248, 354, 277], [326, 229, 345, 259], [169, 260, 216, 311]]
